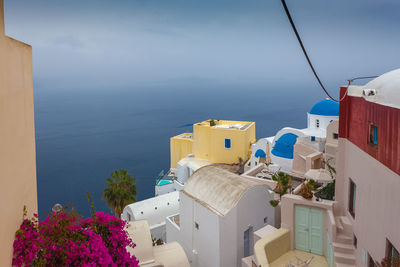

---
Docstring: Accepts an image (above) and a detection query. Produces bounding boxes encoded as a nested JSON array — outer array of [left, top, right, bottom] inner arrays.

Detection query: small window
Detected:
[[368, 253, 376, 267], [369, 124, 378, 146], [333, 133, 339, 139], [128, 213, 131, 221], [316, 119, 320, 128], [311, 136, 316, 142], [386, 239, 400, 266], [354, 235, 357, 248], [349, 179, 356, 218], [225, 138, 231, 149], [264, 217, 268, 224], [195, 222, 199, 230]]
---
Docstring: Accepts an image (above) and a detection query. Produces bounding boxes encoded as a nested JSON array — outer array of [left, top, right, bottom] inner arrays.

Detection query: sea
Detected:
[[35, 81, 324, 218]]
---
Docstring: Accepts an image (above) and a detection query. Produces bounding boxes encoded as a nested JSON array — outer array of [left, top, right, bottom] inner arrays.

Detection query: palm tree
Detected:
[[102, 169, 137, 218]]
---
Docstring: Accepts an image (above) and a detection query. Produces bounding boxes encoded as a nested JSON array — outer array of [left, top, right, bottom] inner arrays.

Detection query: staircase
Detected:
[[333, 216, 356, 267]]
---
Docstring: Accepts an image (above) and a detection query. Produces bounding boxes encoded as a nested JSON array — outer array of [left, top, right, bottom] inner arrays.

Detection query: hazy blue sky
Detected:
[[4, 0, 400, 97]]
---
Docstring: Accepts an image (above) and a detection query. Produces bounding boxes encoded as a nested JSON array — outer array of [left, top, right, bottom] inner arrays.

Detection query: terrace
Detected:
[[243, 227, 329, 267]]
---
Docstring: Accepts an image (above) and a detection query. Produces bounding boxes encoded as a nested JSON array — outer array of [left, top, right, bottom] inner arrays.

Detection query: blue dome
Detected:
[[309, 99, 339, 116], [271, 133, 298, 159], [255, 149, 266, 158]]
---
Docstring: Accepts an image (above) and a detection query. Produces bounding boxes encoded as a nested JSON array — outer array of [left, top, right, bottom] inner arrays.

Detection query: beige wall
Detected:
[[325, 120, 338, 170], [280, 194, 336, 256], [292, 143, 319, 175], [0, 1, 38, 265], [170, 135, 193, 168], [336, 139, 400, 265]]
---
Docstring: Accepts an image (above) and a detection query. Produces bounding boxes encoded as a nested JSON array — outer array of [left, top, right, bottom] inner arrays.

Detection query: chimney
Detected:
[[0, 0, 4, 36]]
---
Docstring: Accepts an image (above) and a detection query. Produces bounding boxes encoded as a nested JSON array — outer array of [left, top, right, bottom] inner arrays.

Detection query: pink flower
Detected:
[[12, 211, 139, 266]]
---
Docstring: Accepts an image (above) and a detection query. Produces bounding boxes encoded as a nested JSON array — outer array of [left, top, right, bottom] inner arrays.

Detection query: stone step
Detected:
[[336, 233, 353, 245], [340, 216, 351, 226], [334, 251, 356, 265], [335, 263, 356, 267], [333, 242, 355, 254], [339, 216, 353, 234], [335, 217, 344, 232]]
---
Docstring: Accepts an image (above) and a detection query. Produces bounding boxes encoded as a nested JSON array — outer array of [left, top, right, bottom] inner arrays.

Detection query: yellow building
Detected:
[[170, 120, 256, 168], [0, 1, 38, 265]]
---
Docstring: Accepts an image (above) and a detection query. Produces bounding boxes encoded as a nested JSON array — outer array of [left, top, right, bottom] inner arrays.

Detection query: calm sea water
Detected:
[[35, 82, 324, 218]]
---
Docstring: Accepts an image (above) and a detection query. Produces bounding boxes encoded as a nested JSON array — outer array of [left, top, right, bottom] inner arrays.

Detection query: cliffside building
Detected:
[[0, 1, 38, 265]]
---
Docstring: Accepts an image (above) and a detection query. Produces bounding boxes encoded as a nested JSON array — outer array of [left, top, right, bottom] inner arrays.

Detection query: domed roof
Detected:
[[271, 133, 298, 159], [362, 69, 400, 108], [309, 99, 339, 116], [183, 165, 270, 216]]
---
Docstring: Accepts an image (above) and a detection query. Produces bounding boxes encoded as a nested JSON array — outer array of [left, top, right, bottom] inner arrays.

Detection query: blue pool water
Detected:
[[157, 180, 173, 186], [34, 82, 323, 218]]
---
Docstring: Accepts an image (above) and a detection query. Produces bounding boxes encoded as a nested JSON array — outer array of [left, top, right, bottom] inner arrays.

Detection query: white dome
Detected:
[[363, 68, 400, 108]]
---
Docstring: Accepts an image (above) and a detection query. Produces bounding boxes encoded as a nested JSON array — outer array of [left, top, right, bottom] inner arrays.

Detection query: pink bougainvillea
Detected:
[[12, 211, 139, 267]]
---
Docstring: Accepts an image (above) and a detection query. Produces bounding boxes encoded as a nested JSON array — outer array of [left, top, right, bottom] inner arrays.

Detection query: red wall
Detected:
[[339, 86, 400, 175]]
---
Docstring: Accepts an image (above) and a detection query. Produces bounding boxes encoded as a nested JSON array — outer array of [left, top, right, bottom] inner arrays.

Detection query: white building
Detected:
[[122, 191, 180, 241], [248, 99, 339, 172], [155, 156, 211, 196], [166, 165, 275, 267], [126, 220, 190, 267]]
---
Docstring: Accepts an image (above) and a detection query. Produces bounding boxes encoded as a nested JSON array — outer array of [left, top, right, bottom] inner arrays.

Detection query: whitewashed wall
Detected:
[[219, 185, 275, 267]]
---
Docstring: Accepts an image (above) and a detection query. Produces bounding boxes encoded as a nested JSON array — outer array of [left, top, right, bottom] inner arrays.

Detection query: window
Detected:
[[225, 138, 231, 149], [244, 226, 253, 258], [386, 239, 400, 266], [349, 179, 356, 218], [369, 124, 378, 146], [195, 222, 199, 230], [354, 234, 357, 248], [128, 213, 131, 221], [333, 133, 339, 139], [264, 217, 268, 224], [311, 136, 316, 142], [368, 254, 376, 267], [316, 119, 320, 128]]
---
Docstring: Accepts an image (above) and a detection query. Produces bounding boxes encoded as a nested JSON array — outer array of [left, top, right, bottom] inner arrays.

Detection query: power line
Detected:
[[280, 0, 344, 102]]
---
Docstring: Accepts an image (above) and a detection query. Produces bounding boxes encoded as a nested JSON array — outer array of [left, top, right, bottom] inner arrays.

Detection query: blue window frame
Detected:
[[311, 136, 316, 142], [369, 124, 378, 146], [225, 138, 231, 149]]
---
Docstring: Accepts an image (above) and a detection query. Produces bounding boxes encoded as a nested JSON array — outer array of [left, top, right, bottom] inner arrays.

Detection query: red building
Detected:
[[336, 69, 400, 266]]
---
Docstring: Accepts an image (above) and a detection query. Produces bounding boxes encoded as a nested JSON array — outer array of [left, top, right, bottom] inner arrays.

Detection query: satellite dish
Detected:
[[52, 203, 63, 213]]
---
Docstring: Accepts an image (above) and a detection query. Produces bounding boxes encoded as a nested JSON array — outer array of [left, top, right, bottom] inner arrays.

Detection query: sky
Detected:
[[4, 0, 400, 97]]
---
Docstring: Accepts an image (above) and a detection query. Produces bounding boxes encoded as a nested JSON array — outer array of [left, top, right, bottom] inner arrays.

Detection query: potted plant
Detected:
[[270, 172, 292, 207], [300, 179, 316, 200]]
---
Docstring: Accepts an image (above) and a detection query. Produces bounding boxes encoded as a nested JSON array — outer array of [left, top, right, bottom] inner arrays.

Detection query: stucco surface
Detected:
[[126, 221, 155, 265], [0, 1, 38, 265], [270, 250, 328, 267], [153, 242, 190, 267], [337, 139, 400, 265], [182, 165, 266, 216]]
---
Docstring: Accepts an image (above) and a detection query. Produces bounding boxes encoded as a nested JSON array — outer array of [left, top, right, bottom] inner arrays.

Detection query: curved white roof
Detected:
[[182, 165, 272, 216], [348, 68, 400, 109], [177, 157, 211, 171], [123, 191, 179, 226]]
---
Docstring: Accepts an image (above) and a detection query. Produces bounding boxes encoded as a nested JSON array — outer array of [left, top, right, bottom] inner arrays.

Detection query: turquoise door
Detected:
[[295, 206, 310, 252], [309, 209, 323, 255], [295, 206, 324, 256], [326, 234, 334, 267]]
